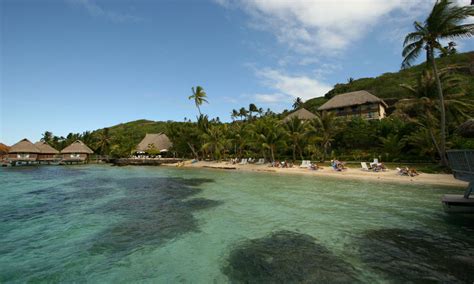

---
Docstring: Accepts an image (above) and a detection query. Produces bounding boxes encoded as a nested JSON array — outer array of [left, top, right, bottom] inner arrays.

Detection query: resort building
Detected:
[[318, 90, 387, 120], [61, 140, 94, 163], [0, 143, 9, 160], [135, 133, 172, 157], [35, 141, 60, 164], [283, 108, 317, 122], [8, 138, 41, 164]]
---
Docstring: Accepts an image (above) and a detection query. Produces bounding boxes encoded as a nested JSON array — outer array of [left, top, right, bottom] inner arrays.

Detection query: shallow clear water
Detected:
[[0, 165, 473, 283]]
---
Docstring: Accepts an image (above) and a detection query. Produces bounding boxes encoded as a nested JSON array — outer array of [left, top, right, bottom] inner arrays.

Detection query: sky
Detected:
[[1, 0, 473, 145]]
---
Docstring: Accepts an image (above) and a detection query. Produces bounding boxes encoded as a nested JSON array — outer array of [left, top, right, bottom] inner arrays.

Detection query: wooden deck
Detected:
[[442, 194, 474, 213]]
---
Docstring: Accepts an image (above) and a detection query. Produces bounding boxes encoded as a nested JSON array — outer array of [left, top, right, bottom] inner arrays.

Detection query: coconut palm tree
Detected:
[[201, 125, 229, 161], [239, 107, 248, 121], [231, 109, 239, 121], [402, 0, 474, 166], [248, 103, 258, 120], [95, 128, 111, 155], [189, 86, 208, 116], [41, 131, 53, 144], [395, 69, 472, 160], [292, 97, 303, 110], [284, 116, 306, 161], [306, 112, 340, 162]]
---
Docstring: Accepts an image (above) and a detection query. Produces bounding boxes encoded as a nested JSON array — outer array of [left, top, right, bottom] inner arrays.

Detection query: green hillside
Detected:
[[303, 51, 474, 113]]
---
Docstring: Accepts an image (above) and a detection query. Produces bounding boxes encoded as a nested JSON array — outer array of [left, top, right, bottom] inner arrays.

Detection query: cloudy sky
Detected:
[[1, 0, 473, 144]]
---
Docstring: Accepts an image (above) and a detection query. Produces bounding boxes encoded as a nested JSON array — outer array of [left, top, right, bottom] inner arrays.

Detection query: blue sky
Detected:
[[1, 0, 473, 145]]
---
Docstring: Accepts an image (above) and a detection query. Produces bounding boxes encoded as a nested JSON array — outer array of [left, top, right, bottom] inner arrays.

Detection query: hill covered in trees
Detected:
[[303, 51, 474, 113]]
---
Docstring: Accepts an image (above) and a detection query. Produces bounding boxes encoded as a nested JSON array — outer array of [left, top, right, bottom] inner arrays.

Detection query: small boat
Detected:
[[442, 150, 474, 213]]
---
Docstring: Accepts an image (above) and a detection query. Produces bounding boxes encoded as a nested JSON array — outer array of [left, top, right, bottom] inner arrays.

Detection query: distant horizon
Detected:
[[2, 0, 474, 145]]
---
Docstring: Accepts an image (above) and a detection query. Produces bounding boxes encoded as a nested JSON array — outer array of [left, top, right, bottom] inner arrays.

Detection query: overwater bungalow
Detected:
[[135, 133, 172, 158], [8, 138, 40, 165], [318, 90, 388, 120], [35, 141, 60, 164], [283, 108, 316, 122], [61, 140, 94, 164], [0, 143, 9, 160]]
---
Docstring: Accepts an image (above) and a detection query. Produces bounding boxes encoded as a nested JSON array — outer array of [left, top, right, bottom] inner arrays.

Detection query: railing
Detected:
[[447, 150, 474, 182]]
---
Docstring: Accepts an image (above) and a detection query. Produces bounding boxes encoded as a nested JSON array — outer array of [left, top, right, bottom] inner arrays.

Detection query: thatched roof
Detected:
[[0, 143, 9, 154], [34, 141, 59, 154], [318, 90, 388, 111], [457, 119, 474, 138], [9, 138, 40, 153], [61, 140, 94, 154], [136, 133, 172, 152], [283, 108, 317, 122]]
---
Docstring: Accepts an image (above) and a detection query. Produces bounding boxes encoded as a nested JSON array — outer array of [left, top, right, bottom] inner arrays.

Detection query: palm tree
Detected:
[[95, 128, 111, 156], [284, 116, 306, 161], [239, 107, 248, 121], [231, 109, 239, 121], [201, 125, 228, 161], [292, 97, 303, 110], [402, 0, 474, 166], [250, 117, 286, 162], [306, 111, 340, 162], [41, 131, 53, 144], [248, 103, 258, 120], [189, 86, 208, 116], [395, 69, 472, 161]]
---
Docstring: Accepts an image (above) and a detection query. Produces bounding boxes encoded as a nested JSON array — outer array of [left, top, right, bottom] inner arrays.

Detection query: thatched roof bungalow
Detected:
[[136, 133, 172, 155], [318, 90, 387, 120], [8, 138, 40, 162], [61, 140, 94, 162], [35, 141, 60, 162], [283, 108, 317, 122], [0, 143, 9, 160]]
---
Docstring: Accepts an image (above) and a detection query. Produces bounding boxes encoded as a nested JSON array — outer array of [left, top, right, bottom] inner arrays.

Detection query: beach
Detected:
[[164, 160, 468, 188]]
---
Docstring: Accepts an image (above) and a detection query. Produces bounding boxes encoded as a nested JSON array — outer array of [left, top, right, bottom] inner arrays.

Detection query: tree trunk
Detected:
[[270, 146, 275, 162], [430, 47, 448, 167], [187, 142, 199, 160], [322, 143, 328, 162], [298, 144, 304, 161], [428, 128, 442, 163], [292, 143, 296, 162]]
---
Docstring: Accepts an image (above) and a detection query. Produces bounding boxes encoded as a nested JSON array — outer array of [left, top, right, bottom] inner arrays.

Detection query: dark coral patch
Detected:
[[357, 228, 474, 283], [223, 230, 358, 283]]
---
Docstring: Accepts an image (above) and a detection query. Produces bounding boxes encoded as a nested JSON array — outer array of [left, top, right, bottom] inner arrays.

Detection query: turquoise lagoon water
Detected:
[[0, 165, 473, 283]]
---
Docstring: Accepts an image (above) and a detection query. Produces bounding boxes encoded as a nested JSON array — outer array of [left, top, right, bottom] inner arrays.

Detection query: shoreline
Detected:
[[163, 160, 468, 188]]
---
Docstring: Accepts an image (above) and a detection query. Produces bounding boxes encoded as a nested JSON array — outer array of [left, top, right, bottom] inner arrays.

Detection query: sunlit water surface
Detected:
[[1, 165, 473, 283]]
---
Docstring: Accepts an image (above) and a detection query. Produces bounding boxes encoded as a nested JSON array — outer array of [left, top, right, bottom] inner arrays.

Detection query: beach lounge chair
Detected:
[[300, 160, 310, 168], [361, 162, 370, 171], [256, 158, 265, 165], [239, 158, 248, 165]]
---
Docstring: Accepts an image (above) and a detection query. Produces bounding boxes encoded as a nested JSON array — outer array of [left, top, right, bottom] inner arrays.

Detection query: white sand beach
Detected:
[[164, 160, 468, 188]]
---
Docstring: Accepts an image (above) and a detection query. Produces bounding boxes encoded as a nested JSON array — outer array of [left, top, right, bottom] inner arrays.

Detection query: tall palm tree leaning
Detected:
[[402, 0, 474, 166], [189, 86, 208, 116]]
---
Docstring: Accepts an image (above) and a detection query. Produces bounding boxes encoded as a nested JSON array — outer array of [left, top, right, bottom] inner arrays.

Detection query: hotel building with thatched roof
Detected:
[[61, 140, 94, 163], [135, 133, 172, 157], [8, 138, 40, 164], [283, 108, 317, 122], [35, 141, 60, 163], [318, 90, 387, 120]]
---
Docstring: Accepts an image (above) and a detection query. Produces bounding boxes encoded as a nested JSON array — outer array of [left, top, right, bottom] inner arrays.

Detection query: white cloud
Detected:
[[215, 0, 433, 54], [254, 93, 290, 103], [69, 0, 144, 23], [255, 68, 332, 103]]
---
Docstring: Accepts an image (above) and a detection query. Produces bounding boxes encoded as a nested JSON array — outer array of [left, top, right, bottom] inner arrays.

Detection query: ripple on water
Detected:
[[222, 230, 359, 283], [357, 228, 474, 283]]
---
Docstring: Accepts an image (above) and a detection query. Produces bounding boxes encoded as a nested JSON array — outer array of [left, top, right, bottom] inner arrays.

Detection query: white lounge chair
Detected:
[[256, 158, 265, 165], [361, 162, 370, 171], [239, 158, 248, 165], [300, 160, 310, 168]]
